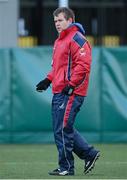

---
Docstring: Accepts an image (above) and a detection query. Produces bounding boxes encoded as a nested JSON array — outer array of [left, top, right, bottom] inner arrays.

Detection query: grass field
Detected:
[[0, 143, 127, 179]]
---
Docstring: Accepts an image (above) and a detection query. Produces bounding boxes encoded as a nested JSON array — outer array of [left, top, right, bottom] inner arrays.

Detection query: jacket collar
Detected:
[[58, 25, 78, 39], [58, 23, 85, 39]]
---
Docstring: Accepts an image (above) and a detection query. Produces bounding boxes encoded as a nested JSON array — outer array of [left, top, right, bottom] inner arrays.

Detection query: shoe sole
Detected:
[[48, 173, 74, 176], [84, 152, 100, 174], [48, 171, 74, 176]]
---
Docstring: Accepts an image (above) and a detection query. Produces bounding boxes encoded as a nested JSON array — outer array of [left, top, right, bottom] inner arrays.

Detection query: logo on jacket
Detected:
[[79, 48, 86, 56]]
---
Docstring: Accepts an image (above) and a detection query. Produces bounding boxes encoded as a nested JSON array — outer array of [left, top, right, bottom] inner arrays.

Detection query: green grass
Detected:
[[0, 144, 127, 179]]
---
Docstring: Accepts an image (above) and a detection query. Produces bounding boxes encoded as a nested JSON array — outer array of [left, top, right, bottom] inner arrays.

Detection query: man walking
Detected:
[[36, 7, 100, 176]]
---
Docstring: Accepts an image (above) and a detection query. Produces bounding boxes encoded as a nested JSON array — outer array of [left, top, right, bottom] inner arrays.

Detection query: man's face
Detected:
[[54, 13, 72, 33]]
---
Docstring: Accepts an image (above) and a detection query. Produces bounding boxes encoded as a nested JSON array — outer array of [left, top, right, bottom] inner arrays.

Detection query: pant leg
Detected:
[[72, 97, 99, 160], [73, 129, 96, 159], [52, 93, 74, 172]]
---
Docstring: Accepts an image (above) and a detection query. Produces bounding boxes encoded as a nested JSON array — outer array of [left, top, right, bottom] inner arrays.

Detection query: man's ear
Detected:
[[68, 18, 73, 23]]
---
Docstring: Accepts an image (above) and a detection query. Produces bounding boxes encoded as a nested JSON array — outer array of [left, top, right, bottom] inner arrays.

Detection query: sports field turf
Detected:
[[0, 143, 127, 179]]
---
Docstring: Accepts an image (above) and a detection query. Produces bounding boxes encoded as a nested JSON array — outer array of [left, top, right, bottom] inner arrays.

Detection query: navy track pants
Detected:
[[52, 93, 96, 172]]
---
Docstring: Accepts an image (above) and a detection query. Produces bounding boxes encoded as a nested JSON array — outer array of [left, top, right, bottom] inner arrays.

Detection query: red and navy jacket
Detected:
[[47, 23, 92, 96]]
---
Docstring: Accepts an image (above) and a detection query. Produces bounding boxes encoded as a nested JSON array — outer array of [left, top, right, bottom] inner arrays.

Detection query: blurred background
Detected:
[[0, 0, 127, 47], [0, 0, 127, 143]]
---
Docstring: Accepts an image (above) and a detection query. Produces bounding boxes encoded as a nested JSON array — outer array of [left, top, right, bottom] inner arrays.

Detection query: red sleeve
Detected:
[[47, 40, 57, 82], [69, 39, 92, 87], [47, 68, 54, 82]]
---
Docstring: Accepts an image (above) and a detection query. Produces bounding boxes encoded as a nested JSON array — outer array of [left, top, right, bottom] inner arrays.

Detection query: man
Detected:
[[36, 7, 100, 176]]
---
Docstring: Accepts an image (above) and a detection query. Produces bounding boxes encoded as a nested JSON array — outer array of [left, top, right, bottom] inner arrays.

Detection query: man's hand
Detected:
[[36, 78, 51, 92], [62, 85, 74, 96]]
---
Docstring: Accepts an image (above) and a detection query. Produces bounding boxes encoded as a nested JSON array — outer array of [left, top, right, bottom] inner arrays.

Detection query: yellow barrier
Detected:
[[86, 36, 95, 46], [18, 36, 38, 47], [18, 35, 120, 47], [102, 36, 120, 47]]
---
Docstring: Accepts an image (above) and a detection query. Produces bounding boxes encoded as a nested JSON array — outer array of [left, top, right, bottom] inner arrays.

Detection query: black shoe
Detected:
[[48, 168, 74, 176], [84, 151, 100, 174]]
